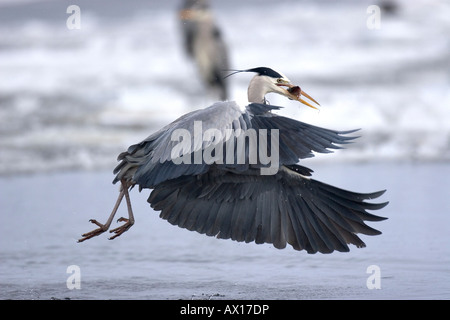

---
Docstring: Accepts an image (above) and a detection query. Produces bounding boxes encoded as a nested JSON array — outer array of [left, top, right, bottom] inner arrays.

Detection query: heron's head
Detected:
[[180, 0, 210, 20], [227, 67, 319, 109]]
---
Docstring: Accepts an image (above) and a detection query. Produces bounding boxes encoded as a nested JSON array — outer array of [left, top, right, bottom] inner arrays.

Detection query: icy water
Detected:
[[0, 0, 449, 300], [1, 162, 449, 300]]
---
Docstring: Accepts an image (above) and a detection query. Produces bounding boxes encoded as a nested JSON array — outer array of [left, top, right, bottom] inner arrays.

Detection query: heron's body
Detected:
[[179, 0, 229, 100], [79, 67, 388, 254]]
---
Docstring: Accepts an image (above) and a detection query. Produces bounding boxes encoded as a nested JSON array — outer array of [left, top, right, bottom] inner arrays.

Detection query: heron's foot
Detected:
[[108, 217, 134, 240], [78, 219, 108, 242]]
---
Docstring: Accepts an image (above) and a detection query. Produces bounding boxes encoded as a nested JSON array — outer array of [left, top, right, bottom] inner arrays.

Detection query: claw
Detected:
[[78, 220, 108, 242], [108, 217, 134, 240], [78, 180, 135, 243], [88, 219, 104, 228]]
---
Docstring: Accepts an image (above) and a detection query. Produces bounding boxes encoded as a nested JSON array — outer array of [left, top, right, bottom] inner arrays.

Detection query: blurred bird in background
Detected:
[[179, 0, 230, 101]]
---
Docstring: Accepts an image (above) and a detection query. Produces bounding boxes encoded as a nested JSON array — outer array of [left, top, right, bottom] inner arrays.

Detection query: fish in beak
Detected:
[[277, 83, 320, 110]]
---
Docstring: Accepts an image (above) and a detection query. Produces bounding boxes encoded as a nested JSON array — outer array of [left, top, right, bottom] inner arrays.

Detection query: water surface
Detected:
[[1, 163, 448, 300]]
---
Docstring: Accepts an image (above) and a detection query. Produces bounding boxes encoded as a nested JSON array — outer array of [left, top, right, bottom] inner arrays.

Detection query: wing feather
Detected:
[[148, 166, 387, 253], [114, 101, 359, 187]]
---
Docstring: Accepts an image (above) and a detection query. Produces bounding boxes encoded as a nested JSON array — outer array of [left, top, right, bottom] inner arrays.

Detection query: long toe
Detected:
[[78, 220, 109, 242], [108, 219, 134, 240]]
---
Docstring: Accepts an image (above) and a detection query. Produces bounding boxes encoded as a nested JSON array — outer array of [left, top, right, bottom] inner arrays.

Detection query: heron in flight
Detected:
[[179, 0, 229, 100], [79, 67, 388, 254]]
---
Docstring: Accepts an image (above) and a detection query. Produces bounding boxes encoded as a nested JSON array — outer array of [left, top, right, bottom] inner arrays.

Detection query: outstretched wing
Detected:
[[247, 103, 358, 164], [148, 166, 388, 254], [113, 101, 248, 187], [113, 102, 359, 189]]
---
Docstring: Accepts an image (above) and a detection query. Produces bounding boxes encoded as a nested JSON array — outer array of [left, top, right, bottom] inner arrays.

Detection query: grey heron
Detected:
[[179, 0, 229, 100], [79, 67, 388, 254]]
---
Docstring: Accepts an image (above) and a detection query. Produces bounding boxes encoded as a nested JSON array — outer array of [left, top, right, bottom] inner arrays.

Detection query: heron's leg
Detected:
[[109, 179, 135, 240], [78, 188, 125, 242]]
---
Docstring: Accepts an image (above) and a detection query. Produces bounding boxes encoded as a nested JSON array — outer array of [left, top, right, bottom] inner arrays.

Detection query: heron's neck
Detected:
[[247, 76, 269, 104]]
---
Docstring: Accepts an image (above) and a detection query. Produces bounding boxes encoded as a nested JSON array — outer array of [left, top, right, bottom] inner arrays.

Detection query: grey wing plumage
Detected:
[[113, 99, 387, 252], [248, 103, 358, 164], [113, 101, 247, 188], [148, 166, 388, 253], [114, 102, 360, 188]]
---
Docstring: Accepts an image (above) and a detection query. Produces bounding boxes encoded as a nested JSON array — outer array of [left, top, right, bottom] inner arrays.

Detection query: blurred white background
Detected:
[[0, 0, 449, 175]]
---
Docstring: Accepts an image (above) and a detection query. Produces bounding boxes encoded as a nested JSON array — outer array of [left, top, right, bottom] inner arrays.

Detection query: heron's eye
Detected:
[[277, 78, 284, 84]]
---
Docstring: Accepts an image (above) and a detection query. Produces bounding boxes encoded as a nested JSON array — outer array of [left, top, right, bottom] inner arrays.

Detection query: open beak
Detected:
[[277, 83, 320, 110]]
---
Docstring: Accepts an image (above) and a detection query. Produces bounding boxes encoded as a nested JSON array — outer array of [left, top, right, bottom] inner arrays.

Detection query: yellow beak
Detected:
[[277, 83, 320, 110]]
